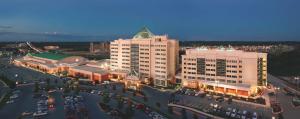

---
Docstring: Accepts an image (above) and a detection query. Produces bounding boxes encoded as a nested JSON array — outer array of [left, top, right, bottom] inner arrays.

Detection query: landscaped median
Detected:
[[127, 96, 173, 119], [168, 103, 223, 119], [0, 91, 12, 109], [0, 75, 16, 89]]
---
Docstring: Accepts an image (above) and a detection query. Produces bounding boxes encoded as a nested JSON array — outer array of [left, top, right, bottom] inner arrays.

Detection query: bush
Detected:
[[193, 113, 198, 119], [156, 102, 161, 108], [143, 96, 148, 102], [102, 94, 110, 103], [168, 106, 173, 114], [181, 108, 187, 119], [124, 105, 135, 118]]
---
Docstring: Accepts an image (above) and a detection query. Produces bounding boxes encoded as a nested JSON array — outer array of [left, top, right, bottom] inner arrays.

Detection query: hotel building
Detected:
[[110, 27, 179, 87], [181, 47, 267, 97]]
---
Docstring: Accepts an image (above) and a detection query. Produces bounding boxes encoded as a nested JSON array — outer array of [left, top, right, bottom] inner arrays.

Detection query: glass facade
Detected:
[[216, 59, 226, 76], [130, 44, 139, 74], [197, 58, 206, 75]]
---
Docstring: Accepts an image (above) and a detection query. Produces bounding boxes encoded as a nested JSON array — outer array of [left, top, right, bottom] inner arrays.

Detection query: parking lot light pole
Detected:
[[14, 73, 18, 85], [274, 87, 280, 103], [295, 77, 299, 88], [215, 80, 219, 94]]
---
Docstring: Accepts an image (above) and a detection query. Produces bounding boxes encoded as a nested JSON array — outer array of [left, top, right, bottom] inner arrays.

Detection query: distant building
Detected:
[[90, 42, 110, 53], [110, 27, 179, 87], [181, 47, 267, 97], [14, 52, 109, 82]]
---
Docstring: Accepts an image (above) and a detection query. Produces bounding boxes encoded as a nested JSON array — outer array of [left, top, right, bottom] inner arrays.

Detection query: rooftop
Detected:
[[72, 65, 108, 74], [27, 52, 71, 61], [133, 27, 154, 39]]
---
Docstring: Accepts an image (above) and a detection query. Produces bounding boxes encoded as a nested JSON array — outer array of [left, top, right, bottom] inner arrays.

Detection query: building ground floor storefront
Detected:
[[14, 60, 109, 82], [182, 80, 259, 98]]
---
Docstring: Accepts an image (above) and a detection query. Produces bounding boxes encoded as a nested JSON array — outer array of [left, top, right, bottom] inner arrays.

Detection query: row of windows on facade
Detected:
[[184, 63, 242, 68], [156, 74, 166, 79], [112, 47, 166, 52], [111, 57, 154, 62], [155, 53, 166, 56], [184, 69, 242, 73], [185, 58, 242, 63], [156, 62, 166, 65], [183, 73, 242, 78], [184, 76, 243, 84], [111, 44, 167, 47]]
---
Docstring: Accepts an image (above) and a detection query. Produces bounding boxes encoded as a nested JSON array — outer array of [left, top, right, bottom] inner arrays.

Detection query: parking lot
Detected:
[[171, 88, 273, 119]]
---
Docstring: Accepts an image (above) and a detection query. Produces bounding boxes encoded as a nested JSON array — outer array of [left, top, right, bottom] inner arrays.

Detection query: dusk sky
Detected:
[[0, 0, 300, 41]]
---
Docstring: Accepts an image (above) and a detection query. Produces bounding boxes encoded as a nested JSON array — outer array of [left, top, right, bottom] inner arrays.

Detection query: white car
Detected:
[[6, 100, 14, 104], [33, 111, 48, 117], [22, 111, 33, 116], [10, 94, 19, 99], [91, 90, 96, 94], [253, 112, 258, 119]]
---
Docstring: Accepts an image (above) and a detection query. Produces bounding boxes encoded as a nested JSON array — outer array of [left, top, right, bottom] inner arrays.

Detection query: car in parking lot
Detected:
[[21, 111, 33, 116], [97, 91, 102, 95], [90, 90, 97, 94], [33, 110, 48, 117], [215, 96, 225, 102], [6, 100, 14, 104]]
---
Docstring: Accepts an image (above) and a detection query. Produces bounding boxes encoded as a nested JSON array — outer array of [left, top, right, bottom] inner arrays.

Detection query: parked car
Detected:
[[253, 112, 258, 119], [90, 90, 97, 94], [33, 111, 48, 117], [21, 111, 33, 116], [215, 97, 224, 102], [97, 91, 102, 95], [6, 100, 14, 104]]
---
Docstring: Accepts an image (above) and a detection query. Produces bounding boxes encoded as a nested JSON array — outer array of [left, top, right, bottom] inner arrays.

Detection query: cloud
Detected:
[[0, 25, 13, 29]]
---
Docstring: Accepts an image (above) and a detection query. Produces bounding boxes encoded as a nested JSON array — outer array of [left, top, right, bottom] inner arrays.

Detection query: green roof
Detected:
[[133, 27, 154, 39], [27, 52, 70, 60]]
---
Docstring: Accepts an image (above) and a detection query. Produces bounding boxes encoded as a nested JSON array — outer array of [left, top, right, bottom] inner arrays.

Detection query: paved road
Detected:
[[48, 91, 65, 119], [268, 74, 300, 119], [80, 92, 110, 119], [268, 74, 300, 94]]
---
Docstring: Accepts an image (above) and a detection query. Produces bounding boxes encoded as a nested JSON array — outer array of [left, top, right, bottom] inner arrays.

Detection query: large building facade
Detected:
[[110, 27, 179, 87], [14, 52, 110, 82], [181, 47, 267, 97]]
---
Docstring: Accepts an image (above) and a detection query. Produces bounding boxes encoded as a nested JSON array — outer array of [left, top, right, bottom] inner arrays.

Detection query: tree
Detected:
[[34, 82, 39, 93], [168, 106, 173, 114], [193, 113, 198, 119], [181, 108, 187, 119], [278, 113, 284, 119], [143, 96, 148, 102], [132, 91, 136, 97], [156, 102, 161, 108], [54, 78, 58, 84], [124, 105, 135, 119], [102, 94, 110, 103], [112, 85, 116, 90], [46, 78, 50, 85], [122, 87, 126, 93], [117, 99, 124, 109]]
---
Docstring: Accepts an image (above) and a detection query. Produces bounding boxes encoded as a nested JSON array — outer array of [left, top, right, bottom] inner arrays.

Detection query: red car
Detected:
[[136, 104, 145, 109]]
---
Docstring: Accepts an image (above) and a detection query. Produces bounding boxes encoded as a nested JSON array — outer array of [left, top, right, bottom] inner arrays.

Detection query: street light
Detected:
[[295, 77, 299, 88], [274, 87, 280, 103], [14, 74, 18, 85], [215, 80, 219, 94]]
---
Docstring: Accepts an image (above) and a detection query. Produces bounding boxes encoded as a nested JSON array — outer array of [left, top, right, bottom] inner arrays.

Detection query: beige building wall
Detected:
[[110, 28, 179, 87], [181, 48, 267, 97]]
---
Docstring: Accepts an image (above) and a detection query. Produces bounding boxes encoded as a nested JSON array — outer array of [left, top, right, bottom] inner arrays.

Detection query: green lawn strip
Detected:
[[0, 75, 16, 89], [0, 91, 12, 109]]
